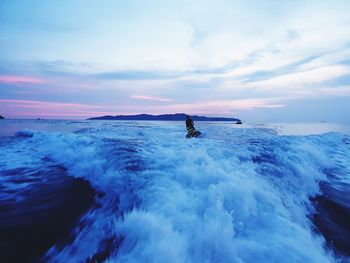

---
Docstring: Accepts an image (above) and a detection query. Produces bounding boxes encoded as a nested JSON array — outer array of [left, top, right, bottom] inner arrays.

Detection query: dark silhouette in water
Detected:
[[0, 165, 95, 263], [312, 180, 350, 257], [186, 115, 201, 138], [0, 115, 4, 119], [88, 113, 240, 122]]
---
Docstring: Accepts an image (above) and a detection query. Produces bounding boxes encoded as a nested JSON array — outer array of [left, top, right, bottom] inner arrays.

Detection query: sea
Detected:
[[0, 119, 349, 263]]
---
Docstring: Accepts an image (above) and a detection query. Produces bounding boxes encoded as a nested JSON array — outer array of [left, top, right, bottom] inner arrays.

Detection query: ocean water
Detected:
[[0, 120, 349, 262]]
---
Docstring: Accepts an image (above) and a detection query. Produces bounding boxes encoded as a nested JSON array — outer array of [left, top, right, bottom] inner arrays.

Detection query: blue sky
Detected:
[[0, 0, 350, 121]]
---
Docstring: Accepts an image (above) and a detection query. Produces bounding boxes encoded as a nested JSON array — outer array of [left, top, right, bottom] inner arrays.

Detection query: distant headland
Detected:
[[88, 113, 240, 122], [0, 115, 4, 120]]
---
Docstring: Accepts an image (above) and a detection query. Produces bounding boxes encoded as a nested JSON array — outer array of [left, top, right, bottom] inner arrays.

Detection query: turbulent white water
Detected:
[[1, 120, 350, 262]]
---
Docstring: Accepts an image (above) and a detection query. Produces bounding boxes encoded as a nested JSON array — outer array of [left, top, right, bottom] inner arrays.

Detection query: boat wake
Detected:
[[0, 121, 349, 262]]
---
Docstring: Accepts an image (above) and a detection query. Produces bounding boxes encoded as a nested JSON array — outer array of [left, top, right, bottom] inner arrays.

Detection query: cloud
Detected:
[[0, 75, 47, 84], [95, 71, 180, 80], [247, 65, 350, 89], [1, 1, 350, 120], [0, 99, 115, 118], [0, 99, 100, 108], [130, 95, 173, 102], [318, 86, 350, 97]]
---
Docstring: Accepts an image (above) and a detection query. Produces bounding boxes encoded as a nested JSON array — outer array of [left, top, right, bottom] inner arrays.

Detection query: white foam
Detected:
[[1, 122, 347, 262]]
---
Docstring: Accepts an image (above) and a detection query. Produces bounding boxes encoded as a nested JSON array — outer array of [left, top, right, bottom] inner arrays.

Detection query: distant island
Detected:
[[88, 113, 240, 122], [0, 115, 4, 119]]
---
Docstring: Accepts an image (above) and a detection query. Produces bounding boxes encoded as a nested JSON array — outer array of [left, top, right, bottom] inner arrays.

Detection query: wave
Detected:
[[0, 123, 349, 262]]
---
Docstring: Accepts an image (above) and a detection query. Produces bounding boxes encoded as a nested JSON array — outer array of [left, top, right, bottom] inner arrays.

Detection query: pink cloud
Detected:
[[0, 75, 47, 84], [131, 95, 172, 102], [0, 99, 100, 108], [0, 99, 116, 119]]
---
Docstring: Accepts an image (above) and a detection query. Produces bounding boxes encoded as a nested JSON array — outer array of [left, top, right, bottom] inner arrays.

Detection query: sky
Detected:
[[0, 0, 350, 121]]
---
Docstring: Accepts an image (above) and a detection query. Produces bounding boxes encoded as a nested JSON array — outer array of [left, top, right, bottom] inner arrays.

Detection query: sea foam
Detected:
[[1, 121, 349, 262]]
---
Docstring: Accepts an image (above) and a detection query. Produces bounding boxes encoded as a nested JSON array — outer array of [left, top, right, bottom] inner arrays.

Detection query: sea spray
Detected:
[[0, 121, 349, 262]]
